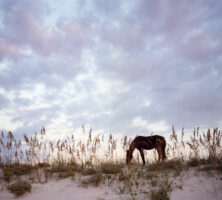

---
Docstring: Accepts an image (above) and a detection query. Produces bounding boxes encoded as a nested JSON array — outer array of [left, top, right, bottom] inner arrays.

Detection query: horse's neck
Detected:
[[129, 142, 136, 153]]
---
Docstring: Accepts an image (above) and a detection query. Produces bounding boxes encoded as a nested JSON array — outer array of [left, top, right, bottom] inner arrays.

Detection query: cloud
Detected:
[[0, 0, 222, 138], [132, 117, 170, 132], [0, 0, 93, 59], [92, 0, 222, 128], [0, 93, 9, 109], [0, 37, 20, 60]]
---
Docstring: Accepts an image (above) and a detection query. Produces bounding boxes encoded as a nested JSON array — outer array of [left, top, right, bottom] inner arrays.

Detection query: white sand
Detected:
[[171, 172, 222, 200], [1, 178, 120, 200], [1, 170, 222, 200]]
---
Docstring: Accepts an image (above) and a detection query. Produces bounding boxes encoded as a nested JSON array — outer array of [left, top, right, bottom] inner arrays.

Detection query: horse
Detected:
[[126, 135, 166, 165]]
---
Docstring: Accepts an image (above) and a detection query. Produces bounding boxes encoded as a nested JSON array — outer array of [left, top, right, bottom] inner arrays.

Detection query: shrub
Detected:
[[7, 179, 32, 197]]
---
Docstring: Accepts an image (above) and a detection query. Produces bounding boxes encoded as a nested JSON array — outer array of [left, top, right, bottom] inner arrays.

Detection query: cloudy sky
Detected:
[[0, 0, 222, 138]]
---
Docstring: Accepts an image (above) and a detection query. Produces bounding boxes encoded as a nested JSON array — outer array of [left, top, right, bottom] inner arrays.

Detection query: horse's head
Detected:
[[126, 149, 133, 164]]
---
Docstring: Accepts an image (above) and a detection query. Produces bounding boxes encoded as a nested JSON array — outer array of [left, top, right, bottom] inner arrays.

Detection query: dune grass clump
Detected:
[[3, 163, 34, 182], [81, 170, 103, 187], [8, 163, 33, 176], [149, 174, 173, 200], [101, 163, 123, 174], [198, 159, 222, 173], [37, 162, 50, 168], [3, 165, 12, 182], [48, 159, 81, 179], [164, 159, 183, 170], [145, 163, 160, 172], [0, 126, 222, 199], [82, 167, 97, 175], [7, 179, 32, 197], [187, 158, 200, 167], [118, 170, 131, 182], [145, 159, 183, 177], [150, 186, 170, 200]]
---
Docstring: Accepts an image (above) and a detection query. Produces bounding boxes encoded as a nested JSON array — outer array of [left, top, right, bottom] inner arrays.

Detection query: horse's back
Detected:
[[134, 135, 165, 141], [134, 135, 165, 149]]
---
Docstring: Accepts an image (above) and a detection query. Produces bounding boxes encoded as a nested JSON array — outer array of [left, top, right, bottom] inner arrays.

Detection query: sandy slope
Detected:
[[171, 172, 222, 200], [1, 171, 222, 200], [1, 178, 120, 200]]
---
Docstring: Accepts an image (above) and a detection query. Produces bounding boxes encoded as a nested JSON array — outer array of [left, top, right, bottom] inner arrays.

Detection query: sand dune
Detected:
[[1, 169, 222, 200]]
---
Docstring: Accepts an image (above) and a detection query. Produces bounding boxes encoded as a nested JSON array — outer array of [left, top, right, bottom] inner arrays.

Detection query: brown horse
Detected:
[[126, 135, 166, 165]]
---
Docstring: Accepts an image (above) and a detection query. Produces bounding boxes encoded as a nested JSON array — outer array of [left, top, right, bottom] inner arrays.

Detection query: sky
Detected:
[[0, 0, 222, 139]]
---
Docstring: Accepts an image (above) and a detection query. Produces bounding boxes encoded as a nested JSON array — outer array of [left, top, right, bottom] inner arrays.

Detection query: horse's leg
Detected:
[[162, 142, 166, 162], [139, 148, 145, 165], [162, 146, 165, 162], [156, 147, 162, 163]]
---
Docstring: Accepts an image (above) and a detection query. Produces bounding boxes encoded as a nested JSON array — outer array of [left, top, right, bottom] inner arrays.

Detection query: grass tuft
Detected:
[[199, 162, 222, 173], [149, 176, 172, 200], [3, 163, 34, 182], [150, 186, 170, 200], [81, 170, 103, 187], [48, 160, 81, 179], [187, 158, 200, 167], [7, 179, 32, 197], [82, 168, 97, 175], [101, 163, 123, 174]]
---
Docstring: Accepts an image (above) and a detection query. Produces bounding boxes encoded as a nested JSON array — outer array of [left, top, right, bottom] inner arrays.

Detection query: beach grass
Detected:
[[0, 126, 221, 198]]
